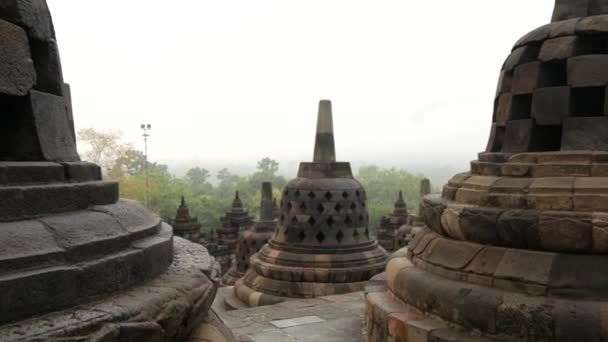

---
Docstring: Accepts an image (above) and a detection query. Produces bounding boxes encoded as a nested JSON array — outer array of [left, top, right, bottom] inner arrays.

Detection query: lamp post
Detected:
[[141, 124, 151, 208]]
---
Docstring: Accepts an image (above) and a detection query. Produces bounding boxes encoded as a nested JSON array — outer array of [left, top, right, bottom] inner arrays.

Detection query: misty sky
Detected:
[[47, 0, 553, 171]]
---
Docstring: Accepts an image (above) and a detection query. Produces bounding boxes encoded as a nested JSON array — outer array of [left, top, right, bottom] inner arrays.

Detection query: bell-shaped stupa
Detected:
[[234, 100, 388, 307], [366, 1, 608, 341]]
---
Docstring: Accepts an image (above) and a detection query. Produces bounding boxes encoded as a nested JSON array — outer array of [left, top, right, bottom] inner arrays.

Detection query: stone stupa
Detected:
[[216, 191, 253, 274], [376, 191, 409, 252], [169, 196, 202, 242], [223, 182, 277, 286], [366, 1, 608, 341], [234, 100, 388, 307], [0, 2, 232, 340]]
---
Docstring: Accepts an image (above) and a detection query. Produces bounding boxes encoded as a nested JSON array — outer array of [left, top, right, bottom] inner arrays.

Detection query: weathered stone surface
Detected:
[[0, 0, 55, 41], [0, 238, 221, 341], [568, 55, 608, 87], [539, 36, 579, 61], [574, 177, 608, 211], [0, 220, 64, 272], [0, 161, 63, 184], [528, 177, 574, 210], [30, 38, 63, 95], [495, 93, 512, 127], [0, 19, 35, 95], [62, 161, 101, 182], [502, 119, 533, 153], [29, 90, 78, 161], [496, 210, 541, 249], [423, 238, 483, 270], [464, 246, 506, 276], [512, 62, 540, 94], [504, 46, 539, 72], [592, 212, 608, 252], [531, 86, 570, 125], [459, 207, 500, 245], [539, 211, 592, 252], [40, 211, 129, 260], [563, 117, 608, 150], [494, 249, 555, 285]]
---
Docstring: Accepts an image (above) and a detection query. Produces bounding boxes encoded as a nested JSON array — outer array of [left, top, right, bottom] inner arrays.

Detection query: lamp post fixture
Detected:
[[141, 124, 151, 208]]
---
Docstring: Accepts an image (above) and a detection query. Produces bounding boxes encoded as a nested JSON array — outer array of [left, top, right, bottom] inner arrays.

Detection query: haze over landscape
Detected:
[[48, 0, 552, 183]]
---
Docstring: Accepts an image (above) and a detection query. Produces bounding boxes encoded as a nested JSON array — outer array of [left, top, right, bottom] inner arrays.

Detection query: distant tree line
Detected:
[[78, 128, 436, 235]]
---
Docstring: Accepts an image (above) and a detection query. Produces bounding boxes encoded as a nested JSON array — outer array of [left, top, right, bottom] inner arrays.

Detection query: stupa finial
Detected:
[[260, 182, 274, 220], [313, 99, 336, 163], [552, 0, 608, 22]]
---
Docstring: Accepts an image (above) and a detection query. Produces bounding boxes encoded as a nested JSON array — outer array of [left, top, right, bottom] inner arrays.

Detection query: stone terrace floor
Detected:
[[213, 287, 366, 342]]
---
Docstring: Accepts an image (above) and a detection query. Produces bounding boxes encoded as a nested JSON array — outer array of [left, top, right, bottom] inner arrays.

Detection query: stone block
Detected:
[[548, 18, 579, 38], [502, 119, 533, 153], [424, 238, 483, 270], [496, 293, 554, 339], [62, 161, 101, 182], [531, 163, 590, 177], [62, 83, 75, 142], [512, 62, 540, 94], [0, 19, 35, 95], [515, 24, 551, 48], [574, 177, 608, 210], [549, 253, 608, 291], [0, 0, 55, 40], [485, 123, 504, 152], [568, 55, 608, 87], [495, 93, 512, 126], [0, 220, 64, 273], [459, 207, 501, 245], [496, 210, 541, 249], [419, 195, 445, 235], [503, 45, 539, 72], [93, 200, 161, 239], [554, 300, 601, 342], [464, 246, 506, 276], [538, 211, 592, 252], [78, 249, 146, 298], [531, 86, 571, 125], [0, 161, 63, 184], [406, 319, 448, 342], [562, 117, 608, 150], [29, 90, 78, 161], [552, 0, 588, 22], [539, 36, 580, 61], [440, 204, 467, 240], [470, 161, 501, 176], [527, 177, 574, 210], [495, 249, 555, 285], [30, 38, 64, 95], [592, 212, 608, 252], [40, 211, 130, 261], [576, 13, 608, 33], [86, 180, 119, 205], [495, 70, 512, 97], [487, 177, 532, 207], [0, 266, 80, 324]]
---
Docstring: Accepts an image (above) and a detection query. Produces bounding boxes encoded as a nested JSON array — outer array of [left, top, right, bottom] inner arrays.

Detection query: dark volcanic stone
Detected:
[[0, 0, 55, 41], [30, 38, 63, 95], [531, 87, 571, 125], [0, 19, 35, 96], [29, 90, 79, 161], [460, 207, 500, 245], [562, 116, 608, 150], [496, 210, 541, 249]]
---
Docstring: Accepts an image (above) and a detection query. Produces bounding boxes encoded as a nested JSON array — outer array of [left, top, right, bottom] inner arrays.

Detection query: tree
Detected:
[[186, 167, 213, 196], [250, 157, 287, 190], [77, 128, 132, 172]]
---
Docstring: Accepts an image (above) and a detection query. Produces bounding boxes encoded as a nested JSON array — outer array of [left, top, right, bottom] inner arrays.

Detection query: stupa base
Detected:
[[0, 238, 234, 341], [366, 230, 608, 341]]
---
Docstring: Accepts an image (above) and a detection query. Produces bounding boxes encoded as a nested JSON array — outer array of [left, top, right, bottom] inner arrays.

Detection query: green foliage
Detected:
[[356, 165, 437, 235]]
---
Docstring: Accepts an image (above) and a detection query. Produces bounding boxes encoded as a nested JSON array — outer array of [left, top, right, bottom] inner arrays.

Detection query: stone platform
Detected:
[[0, 238, 235, 341], [216, 287, 366, 342]]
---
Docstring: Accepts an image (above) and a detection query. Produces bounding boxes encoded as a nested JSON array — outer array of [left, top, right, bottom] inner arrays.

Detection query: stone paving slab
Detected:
[[216, 290, 366, 342]]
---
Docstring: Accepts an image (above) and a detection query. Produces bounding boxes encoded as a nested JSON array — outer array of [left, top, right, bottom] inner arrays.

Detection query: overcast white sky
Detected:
[[47, 0, 554, 171]]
